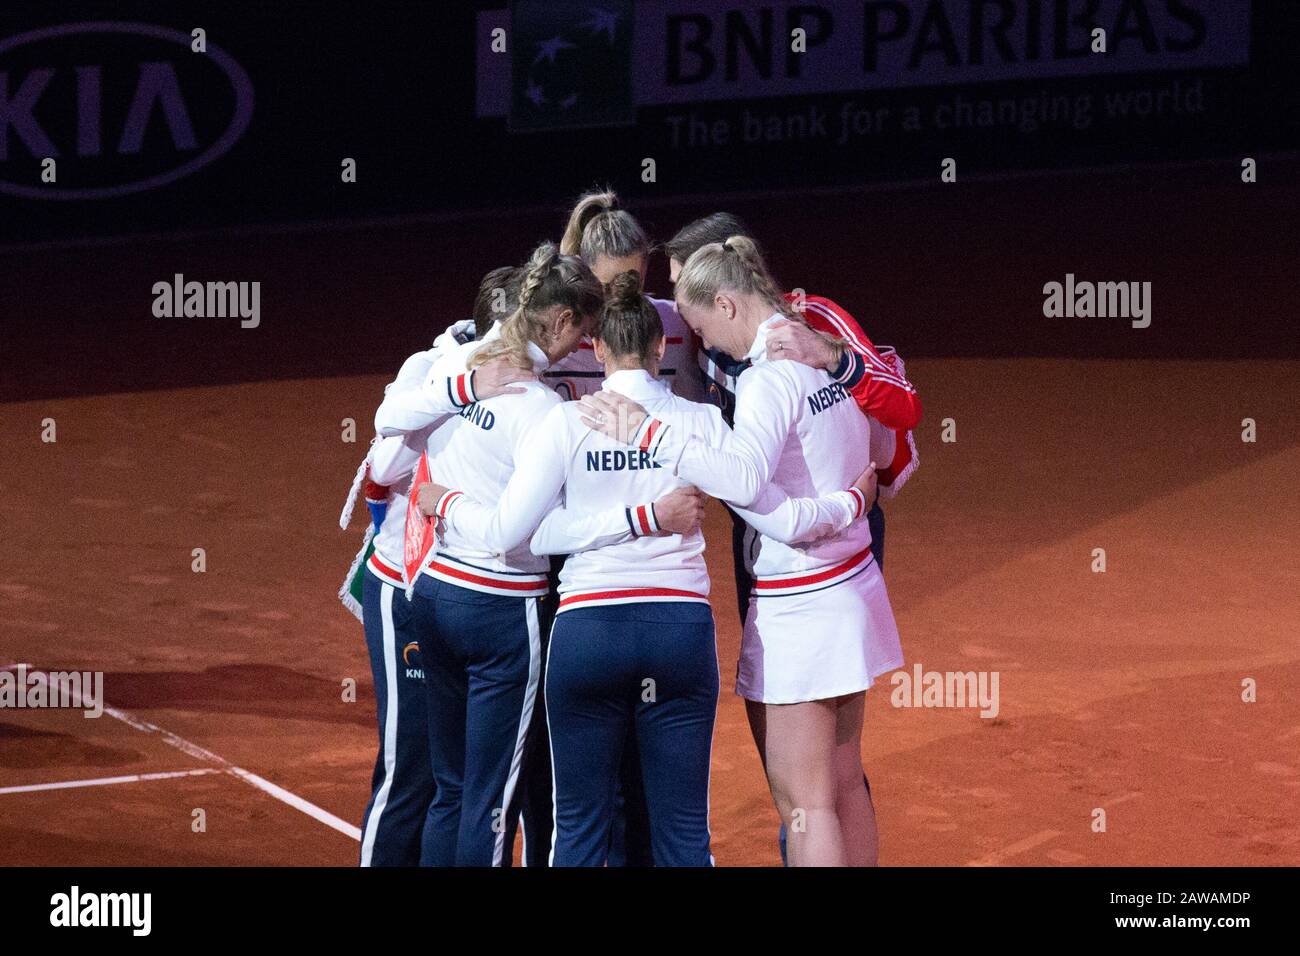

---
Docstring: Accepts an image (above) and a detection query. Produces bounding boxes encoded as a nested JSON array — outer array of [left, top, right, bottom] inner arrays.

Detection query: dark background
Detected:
[[1, 0, 1297, 403]]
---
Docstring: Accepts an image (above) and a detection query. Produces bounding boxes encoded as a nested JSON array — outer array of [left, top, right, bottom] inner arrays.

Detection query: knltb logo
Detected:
[[0, 21, 254, 199]]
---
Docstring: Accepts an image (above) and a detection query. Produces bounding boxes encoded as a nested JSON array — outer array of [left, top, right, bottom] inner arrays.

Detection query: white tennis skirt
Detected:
[[737, 558, 903, 704]]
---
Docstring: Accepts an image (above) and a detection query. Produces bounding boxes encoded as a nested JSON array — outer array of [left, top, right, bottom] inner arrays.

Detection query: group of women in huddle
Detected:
[[349, 191, 920, 867]]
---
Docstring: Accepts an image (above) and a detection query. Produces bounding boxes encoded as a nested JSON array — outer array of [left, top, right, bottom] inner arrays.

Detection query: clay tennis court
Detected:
[[1, 173, 1297, 866], [3, 356, 1296, 866]]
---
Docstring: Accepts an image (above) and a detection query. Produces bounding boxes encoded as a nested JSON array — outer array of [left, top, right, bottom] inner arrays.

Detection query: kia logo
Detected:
[[0, 21, 254, 200]]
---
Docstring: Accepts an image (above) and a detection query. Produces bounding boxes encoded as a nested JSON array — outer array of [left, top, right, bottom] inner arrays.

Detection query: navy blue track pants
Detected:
[[359, 568, 437, 866], [410, 576, 552, 867], [546, 601, 718, 867]]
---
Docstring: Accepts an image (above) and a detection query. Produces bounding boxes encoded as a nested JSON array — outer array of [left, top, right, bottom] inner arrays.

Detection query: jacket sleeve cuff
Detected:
[[846, 486, 869, 520], [445, 370, 477, 408], [625, 503, 661, 537], [831, 349, 866, 390], [434, 490, 464, 519]]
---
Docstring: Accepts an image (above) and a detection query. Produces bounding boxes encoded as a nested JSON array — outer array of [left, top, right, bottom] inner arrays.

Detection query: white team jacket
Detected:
[[397, 327, 558, 595], [645, 315, 880, 597], [432, 368, 869, 613], [367, 323, 650, 596], [360, 320, 484, 585]]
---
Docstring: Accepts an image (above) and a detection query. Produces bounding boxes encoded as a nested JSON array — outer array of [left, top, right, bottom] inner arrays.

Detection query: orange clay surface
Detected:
[[1, 358, 1297, 865]]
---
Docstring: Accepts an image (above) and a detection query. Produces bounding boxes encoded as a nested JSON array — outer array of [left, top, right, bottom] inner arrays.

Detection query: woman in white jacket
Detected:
[[404, 242, 603, 867], [582, 239, 904, 867]]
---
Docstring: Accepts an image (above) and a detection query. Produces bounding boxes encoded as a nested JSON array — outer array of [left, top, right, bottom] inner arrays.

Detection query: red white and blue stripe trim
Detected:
[[625, 503, 660, 537], [420, 552, 550, 598], [635, 417, 670, 458], [752, 546, 874, 598], [557, 587, 710, 614], [446, 370, 477, 408], [847, 485, 869, 520], [367, 549, 405, 587], [433, 489, 464, 519]]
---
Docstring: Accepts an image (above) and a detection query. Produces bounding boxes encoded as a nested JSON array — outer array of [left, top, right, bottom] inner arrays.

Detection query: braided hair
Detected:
[[468, 241, 604, 371]]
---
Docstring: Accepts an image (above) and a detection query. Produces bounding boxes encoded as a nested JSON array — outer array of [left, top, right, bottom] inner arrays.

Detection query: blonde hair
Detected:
[[675, 235, 795, 320], [469, 242, 603, 371], [559, 189, 649, 266]]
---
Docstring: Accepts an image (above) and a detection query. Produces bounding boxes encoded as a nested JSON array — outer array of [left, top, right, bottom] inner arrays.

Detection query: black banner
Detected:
[[0, 1, 1296, 245], [0, 866, 1284, 941]]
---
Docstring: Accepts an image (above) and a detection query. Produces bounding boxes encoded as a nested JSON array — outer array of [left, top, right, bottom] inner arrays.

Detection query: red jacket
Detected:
[[785, 293, 922, 431]]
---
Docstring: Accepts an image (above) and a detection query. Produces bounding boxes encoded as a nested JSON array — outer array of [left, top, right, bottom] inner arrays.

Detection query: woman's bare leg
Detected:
[[833, 692, 877, 866], [746, 698, 844, 866]]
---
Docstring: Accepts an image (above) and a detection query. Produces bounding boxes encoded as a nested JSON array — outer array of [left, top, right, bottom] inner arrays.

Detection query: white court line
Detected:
[[965, 794, 1145, 866], [14, 668, 361, 842], [0, 768, 220, 795], [965, 830, 1062, 867], [1106, 791, 1144, 807]]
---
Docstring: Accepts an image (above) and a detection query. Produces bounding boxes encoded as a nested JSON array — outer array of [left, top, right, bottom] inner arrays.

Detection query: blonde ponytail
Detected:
[[559, 189, 649, 265], [560, 190, 614, 256], [676, 234, 795, 320]]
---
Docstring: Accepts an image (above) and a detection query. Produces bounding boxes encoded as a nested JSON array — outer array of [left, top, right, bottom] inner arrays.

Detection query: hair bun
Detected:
[[722, 235, 754, 257], [608, 269, 643, 309]]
